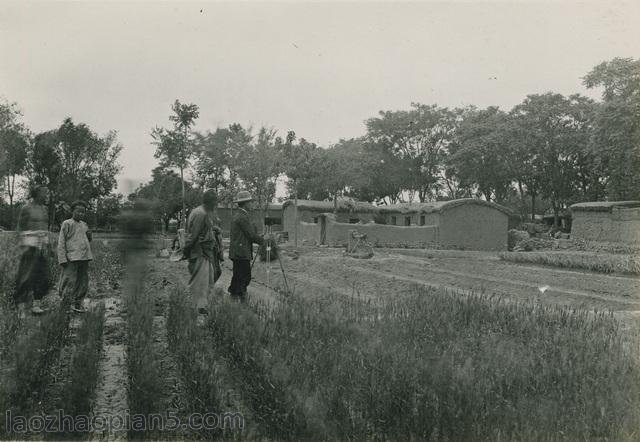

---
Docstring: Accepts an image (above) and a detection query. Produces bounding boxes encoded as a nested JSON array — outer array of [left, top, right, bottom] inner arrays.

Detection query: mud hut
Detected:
[[570, 201, 640, 244], [282, 199, 378, 242], [378, 198, 514, 251], [215, 203, 283, 236]]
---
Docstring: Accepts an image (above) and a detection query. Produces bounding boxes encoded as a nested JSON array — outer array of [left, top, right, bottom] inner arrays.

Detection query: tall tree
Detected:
[[584, 57, 640, 200], [151, 100, 199, 227], [0, 98, 29, 228], [135, 167, 199, 232], [366, 103, 459, 202], [449, 106, 514, 203], [355, 139, 407, 204], [193, 128, 232, 196], [27, 130, 62, 228], [27, 119, 122, 228], [232, 127, 282, 216], [510, 93, 598, 225]]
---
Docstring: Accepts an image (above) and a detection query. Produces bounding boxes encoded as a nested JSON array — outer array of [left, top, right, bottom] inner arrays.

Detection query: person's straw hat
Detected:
[[233, 191, 253, 203]]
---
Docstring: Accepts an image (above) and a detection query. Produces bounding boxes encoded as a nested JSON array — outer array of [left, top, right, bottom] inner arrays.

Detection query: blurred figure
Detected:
[[15, 185, 50, 315], [57, 200, 93, 313], [184, 189, 223, 314], [228, 191, 264, 303]]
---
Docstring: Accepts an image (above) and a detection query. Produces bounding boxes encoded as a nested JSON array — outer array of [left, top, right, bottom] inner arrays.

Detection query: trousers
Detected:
[[228, 259, 251, 301], [59, 260, 89, 308], [15, 246, 50, 303]]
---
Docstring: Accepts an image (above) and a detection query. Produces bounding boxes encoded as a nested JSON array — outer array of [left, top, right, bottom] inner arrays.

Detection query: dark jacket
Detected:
[[184, 206, 223, 260], [229, 208, 263, 260]]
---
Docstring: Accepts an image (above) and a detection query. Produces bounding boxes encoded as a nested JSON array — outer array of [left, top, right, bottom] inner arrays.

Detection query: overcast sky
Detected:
[[1, 1, 638, 192]]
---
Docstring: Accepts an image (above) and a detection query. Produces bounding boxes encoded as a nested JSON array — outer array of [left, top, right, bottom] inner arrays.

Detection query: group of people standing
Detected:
[[183, 189, 264, 312], [14, 186, 93, 316], [13, 185, 264, 317]]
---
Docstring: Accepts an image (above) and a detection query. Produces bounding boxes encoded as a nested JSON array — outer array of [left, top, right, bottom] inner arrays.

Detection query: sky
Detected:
[[1, 0, 639, 194]]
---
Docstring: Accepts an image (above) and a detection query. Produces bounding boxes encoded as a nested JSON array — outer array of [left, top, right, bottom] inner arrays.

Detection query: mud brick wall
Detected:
[[572, 208, 640, 244], [283, 206, 375, 237], [324, 221, 439, 248], [295, 221, 321, 244], [386, 212, 439, 226], [438, 204, 508, 251], [215, 207, 280, 236]]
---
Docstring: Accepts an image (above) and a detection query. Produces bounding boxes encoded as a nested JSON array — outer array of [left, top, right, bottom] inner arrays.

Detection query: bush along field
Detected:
[[163, 283, 640, 441], [499, 250, 640, 275], [0, 235, 120, 439]]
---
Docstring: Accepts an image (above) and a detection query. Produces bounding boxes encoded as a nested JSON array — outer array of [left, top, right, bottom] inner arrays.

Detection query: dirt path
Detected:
[[90, 295, 127, 441]]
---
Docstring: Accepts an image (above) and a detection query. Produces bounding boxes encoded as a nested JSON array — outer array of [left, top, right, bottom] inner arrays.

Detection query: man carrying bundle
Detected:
[[228, 191, 264, 303], [184, 189, 223, 313]]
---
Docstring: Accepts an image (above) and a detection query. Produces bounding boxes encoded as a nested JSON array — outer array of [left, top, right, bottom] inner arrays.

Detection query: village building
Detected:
[[282, 199, 378, 229], [216, 203, 283, 236], [283, 198, 515, 251], [570, 201, 640, 244], [378, 199, 515, 251]]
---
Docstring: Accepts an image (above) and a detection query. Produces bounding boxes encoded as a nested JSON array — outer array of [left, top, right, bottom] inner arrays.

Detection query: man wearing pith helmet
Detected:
[[228, 190, 264, 303]]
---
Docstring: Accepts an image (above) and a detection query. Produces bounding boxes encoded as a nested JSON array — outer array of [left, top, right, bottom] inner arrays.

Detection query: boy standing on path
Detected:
[[57, 200, 93, 313], [228, 191, 264, 303]]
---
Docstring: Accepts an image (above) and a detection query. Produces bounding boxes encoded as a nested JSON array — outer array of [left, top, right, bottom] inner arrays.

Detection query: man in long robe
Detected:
[[184, 189, 223, 313]]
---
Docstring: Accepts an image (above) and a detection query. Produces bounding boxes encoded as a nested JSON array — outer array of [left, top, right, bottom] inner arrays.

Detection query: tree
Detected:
[[0, 98, 29, 228], [135, 167, 199, 232], [232, 127, 282, 216], [280, 131, 323, 247], [27, 119, 122, 228], [366, 103, 459, 202], [193, 128, 233, 196], [584, 57, 640, 200], [510, 93, 598, 225], [354, 139, 407, 204], [449, 106, 514, 204], [151, 100, 199, 227], [57, 118, 122, 202], [92, 194, 123, 230], [27, 130, 62, 228]]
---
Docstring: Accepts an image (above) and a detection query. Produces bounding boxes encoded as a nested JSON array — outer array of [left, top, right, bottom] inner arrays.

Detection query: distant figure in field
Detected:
[[228, 191, 264, 303], [184, 189, 224, 314], [15, 185, 51, 315], [57, 200, 93, 313]]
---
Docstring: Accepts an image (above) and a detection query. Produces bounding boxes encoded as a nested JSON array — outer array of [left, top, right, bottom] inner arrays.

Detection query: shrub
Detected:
[[499, 250, 640, 275]]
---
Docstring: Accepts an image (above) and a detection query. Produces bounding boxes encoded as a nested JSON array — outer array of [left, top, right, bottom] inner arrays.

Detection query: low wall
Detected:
[[295, 221, 321, 245], [572, 208, 640, 244], [324, 221, 439, 248]]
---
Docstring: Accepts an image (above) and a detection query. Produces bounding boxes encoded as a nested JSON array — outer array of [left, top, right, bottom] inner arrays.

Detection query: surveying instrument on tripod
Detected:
[[256, 220, 291, 295]]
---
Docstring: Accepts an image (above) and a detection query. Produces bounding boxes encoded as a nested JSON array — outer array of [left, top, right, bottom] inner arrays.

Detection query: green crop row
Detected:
[[190, 286, 640, 441]]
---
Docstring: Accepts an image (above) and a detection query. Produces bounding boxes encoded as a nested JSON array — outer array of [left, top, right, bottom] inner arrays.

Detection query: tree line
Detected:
[[1, 57, 638, 230]]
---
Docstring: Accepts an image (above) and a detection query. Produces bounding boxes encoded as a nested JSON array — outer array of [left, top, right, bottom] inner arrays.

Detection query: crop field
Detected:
[[1, 236, 640, 440]]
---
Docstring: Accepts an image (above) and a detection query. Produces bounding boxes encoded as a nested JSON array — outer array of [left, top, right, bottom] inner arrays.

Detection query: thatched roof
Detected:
[[378, 198, 517, 217], [282, 199, 378, 213], [570, 201, 640, 212]]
